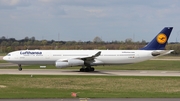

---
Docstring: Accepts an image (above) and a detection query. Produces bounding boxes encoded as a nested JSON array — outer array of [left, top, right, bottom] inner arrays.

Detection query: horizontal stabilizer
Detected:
[[151, 50, 174, 56]]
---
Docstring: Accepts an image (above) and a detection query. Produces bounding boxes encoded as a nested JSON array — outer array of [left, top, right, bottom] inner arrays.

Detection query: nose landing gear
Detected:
[[18, 64, 22, 71]]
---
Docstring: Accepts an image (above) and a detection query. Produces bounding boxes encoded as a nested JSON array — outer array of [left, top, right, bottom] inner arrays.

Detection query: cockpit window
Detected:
[[7, 54, 11, 56]]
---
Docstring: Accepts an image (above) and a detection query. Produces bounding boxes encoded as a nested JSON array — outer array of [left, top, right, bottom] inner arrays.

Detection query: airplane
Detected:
[[3, 27, 173, 72]]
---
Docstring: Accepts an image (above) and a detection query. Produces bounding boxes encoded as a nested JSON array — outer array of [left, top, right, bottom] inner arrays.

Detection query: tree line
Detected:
[[0, 36, 179, 55]]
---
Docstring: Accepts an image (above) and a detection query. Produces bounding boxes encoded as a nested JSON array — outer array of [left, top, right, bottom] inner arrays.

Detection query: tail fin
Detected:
[[141, 27, 173, 50]]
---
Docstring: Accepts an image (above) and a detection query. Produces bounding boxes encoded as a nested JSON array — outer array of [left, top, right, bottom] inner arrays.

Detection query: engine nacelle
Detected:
[[56, 61, 69, 68], [56, 59, 84, 68], [90, 59, 103, 66]]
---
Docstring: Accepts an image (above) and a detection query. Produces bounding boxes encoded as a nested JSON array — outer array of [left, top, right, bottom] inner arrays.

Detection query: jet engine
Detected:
[[56, 59, 84, 68]]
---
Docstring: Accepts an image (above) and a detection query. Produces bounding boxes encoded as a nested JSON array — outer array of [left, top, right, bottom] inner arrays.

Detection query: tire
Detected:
[[18, 67, 22, 71], [85, 68, 90, 72], [90, 67, 95, 71], [80, 68, 85, 72]]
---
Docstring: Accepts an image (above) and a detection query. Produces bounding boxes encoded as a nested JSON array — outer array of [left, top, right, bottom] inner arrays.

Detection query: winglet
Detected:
[[141, 27, 173, 50]]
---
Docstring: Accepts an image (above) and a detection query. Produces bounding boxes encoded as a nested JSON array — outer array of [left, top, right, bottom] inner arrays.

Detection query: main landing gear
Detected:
[[80, 66, 95, 72], [18, 64, 22, 71]]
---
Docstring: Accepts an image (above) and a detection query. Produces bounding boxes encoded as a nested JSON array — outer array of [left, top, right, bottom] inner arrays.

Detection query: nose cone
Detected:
[[3, 56, 7, 61]]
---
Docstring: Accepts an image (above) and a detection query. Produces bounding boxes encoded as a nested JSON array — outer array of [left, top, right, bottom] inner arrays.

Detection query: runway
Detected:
[[0, 98, 180, 101], [1, 57, 180, 76], [0, 69, 180, 76]]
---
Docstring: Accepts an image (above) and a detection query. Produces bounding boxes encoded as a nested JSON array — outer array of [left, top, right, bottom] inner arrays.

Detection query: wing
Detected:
[[55, 51, 102, 68], [77, 51, 101, 61]]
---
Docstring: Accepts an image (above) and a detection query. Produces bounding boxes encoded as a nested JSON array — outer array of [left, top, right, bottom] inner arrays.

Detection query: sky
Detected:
[[0, 0, 180, 42]]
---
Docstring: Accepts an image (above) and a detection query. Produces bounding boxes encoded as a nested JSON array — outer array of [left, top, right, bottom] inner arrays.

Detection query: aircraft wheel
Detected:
[[18, 67, 22, 71], [80, 66, 95, 72], [90, 67, 95, 71], [85, 68, 90, 72], [18, 64, 22, 71], [80, 68, 85, 72]]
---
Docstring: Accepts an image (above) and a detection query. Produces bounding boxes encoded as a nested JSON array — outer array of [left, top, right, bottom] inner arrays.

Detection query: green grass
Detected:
[[0, 75, 180, 98], [1, 60, 180, 70], [155, 55, 180, 59], [0, 60, 7, 63]]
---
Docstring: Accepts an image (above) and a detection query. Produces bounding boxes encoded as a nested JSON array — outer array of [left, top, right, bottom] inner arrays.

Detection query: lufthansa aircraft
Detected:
[[3, 27, 173, 72]]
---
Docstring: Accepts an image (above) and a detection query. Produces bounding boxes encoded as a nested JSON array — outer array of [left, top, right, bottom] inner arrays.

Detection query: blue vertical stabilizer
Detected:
[[141, 27, 173, 50]]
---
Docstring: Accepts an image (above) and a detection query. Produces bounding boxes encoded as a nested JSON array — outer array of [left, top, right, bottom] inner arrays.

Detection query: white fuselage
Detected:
[[2, 27, 174, 70], [3, 50, 156, 66]]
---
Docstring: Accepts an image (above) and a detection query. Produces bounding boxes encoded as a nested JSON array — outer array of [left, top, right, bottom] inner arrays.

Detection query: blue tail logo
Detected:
[[141, 27, 173, 50]]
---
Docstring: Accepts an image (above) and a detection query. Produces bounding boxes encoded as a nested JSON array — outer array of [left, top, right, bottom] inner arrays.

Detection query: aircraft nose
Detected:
[[3, 56, 7, 61]]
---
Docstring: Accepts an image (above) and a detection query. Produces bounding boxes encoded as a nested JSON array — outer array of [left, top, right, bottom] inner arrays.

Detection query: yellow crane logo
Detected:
[[156, 33, 167, 44]]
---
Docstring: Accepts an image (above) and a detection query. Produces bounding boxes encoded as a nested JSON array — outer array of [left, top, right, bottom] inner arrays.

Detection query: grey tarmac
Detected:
[[0, 98, 180, 101], [0, 69, 180, 76]]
